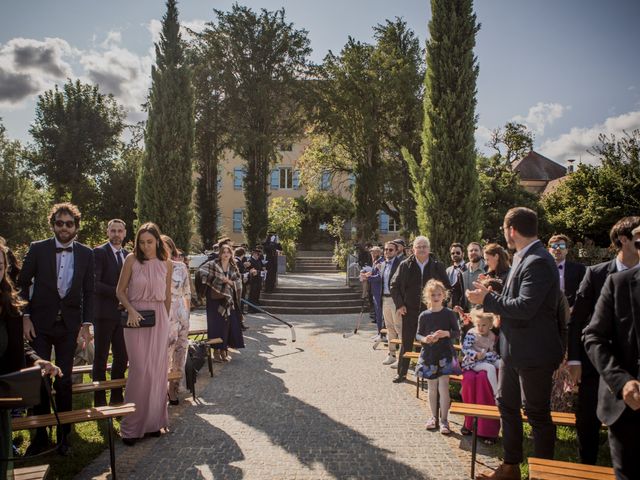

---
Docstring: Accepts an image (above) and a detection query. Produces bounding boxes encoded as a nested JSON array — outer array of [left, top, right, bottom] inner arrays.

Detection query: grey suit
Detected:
[[482, 240, 563, 464]]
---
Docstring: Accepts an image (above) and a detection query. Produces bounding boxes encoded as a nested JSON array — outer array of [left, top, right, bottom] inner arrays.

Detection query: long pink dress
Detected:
[[121, 258, 170, 439]]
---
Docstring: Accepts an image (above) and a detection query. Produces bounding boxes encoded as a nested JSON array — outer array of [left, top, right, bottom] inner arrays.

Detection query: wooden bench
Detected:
[[12, 403, 135, 480], [72, 371, 182, 395], [13, 465, 49, 480], [527, 457, 614, 480], [449, 402, 578, 479], [72, 363, 112, 375]]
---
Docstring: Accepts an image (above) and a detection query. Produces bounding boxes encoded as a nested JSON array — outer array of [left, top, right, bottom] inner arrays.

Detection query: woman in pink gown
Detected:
[[116, 222, 172, 445]]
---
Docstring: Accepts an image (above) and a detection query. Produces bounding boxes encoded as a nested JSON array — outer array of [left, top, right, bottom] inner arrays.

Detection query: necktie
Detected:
[[56, 247, 73, 253], [115, 250, 123, 271]]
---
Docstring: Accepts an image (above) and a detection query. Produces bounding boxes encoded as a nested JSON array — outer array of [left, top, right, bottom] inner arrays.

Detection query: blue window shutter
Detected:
[[270, 169, 279, 190], [293, 170, 300, 190], [233, 209, 243, 232], [379, 212, 389, 234], [233, 168, 244, 190]]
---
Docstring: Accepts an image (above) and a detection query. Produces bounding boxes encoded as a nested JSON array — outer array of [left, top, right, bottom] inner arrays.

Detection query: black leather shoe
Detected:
[[392, 375, 406, 383], [122, 437, 137, 446], [148, 430, 161, 437], [168, 399, 179, 406]]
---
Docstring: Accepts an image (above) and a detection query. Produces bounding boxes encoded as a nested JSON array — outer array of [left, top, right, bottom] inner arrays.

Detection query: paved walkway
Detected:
[[78, 301, 499, 479]]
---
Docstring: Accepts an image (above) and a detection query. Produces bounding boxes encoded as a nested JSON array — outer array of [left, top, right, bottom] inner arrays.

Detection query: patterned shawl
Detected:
[[198, 258, 244, 318]]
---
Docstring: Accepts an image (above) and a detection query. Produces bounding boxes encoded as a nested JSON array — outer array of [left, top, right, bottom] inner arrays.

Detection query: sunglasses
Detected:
[[450, 251, 462, 256], [54, 220, 75, 228], [549, 243, 567, 250], [635, 239, 640, 250]]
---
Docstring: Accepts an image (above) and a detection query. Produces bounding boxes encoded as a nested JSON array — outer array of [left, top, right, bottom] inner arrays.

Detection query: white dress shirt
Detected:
[[55, 238, 74, 298]]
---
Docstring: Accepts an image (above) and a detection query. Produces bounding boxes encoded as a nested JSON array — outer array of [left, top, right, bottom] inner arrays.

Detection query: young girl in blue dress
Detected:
[[416, 279, 460, 434]]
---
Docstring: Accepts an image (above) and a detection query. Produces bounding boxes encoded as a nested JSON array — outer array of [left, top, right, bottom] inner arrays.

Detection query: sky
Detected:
[[1, 0, 639, 165]]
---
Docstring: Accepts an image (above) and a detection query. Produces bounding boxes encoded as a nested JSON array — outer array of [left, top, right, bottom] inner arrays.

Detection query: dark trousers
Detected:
[[497, 362, 556, 464], [92, 317, 128, 406], [397, 311, 419, 377], [608, 407, 640, 480], [265, 266, 277, 292], [575, 373, 602, 464], [248, 278, 262, 311], [31, 322, 78, 441]]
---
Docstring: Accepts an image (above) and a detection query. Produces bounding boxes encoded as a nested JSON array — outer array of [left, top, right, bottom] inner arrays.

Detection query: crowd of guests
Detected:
[[0, 202, 278, 458], [360, 208, 640, 480]]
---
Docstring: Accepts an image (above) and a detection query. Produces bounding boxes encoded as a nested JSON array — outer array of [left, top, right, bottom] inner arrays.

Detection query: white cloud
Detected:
[[539, 110, 640, 164], [512, 102, 568, 135], [145, 18, 207, 47], [475, 124, 493, 154]]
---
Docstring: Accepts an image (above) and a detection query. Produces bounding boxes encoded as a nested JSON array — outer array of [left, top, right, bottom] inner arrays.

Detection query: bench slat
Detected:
[[450, 402, 576, 426], [13, 465, 50, 480], [528, 458, 614, 480], [72, 371, 181, 394], [72, 363, 112, 375], [12, 403, 135, 430]]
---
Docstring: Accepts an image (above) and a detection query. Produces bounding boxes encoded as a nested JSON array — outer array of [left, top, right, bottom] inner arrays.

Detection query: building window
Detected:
[[233, 167, 245, 190], [388, 217, 400, 233], [279, 167, 293, 189], [320, 171, 331, 191], [233, 209, 243, 232], [348, 173, 356, 186]]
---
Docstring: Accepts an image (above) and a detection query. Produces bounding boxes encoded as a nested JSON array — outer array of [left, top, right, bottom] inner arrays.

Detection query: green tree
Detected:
[[0, 120, 50, 246], [137, 0, 195, 250], [267, 197, 303, 269], [404, 0, 481, 260], [28, 79, 125, 228], [542, 130, 640, 245], [488, 121, 534, 166], [199, 4, 311, 246]]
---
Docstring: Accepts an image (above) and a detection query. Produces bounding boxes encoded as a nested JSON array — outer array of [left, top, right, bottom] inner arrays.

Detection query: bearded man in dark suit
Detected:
[[568, 216, 640, 465], [92, 218, 129, 407], [18, 202, 94, 455], [547, 233, 586, 307], [467, 207, 563, 480]]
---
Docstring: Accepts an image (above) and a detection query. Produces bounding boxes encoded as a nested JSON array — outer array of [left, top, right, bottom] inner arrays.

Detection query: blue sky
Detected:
[[1, 0, 639, 164]]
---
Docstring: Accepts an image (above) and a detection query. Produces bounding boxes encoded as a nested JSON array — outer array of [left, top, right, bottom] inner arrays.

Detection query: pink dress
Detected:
[[121, 258, 170, 439]]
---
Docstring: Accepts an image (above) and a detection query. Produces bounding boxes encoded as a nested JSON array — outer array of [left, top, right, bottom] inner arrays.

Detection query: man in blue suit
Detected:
[[467, 207, 563, 480], [19, 203, 94, 455], [92, 219, 129, 407]]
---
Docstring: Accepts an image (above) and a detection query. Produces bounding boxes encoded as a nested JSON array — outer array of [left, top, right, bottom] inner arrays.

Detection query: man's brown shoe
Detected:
[[476, 463, 520, 480]]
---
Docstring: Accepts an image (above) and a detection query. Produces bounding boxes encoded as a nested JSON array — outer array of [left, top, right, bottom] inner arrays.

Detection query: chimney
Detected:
[[567, 159, 576, 174]]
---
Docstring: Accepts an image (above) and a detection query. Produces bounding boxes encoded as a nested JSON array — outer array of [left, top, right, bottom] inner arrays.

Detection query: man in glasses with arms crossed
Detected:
[[18, 202, 94, 455]]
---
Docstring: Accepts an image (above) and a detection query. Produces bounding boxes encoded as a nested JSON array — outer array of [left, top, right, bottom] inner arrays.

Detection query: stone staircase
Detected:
[[294, 251, 338, 273], [260, 286, 364, 315]]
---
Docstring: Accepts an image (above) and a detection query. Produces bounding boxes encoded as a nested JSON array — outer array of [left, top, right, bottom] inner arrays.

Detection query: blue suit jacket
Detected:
[[483, 240, 563, 368], [18, 238, 94, 332]]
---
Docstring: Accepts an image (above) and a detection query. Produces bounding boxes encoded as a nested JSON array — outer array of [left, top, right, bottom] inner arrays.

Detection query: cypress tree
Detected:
[[405, 0, 481, 260], [137, 0, 195, 250]]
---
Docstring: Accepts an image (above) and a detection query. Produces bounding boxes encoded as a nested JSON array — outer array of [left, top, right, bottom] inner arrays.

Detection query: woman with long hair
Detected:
[[161, 235, 191, 405], [482, 243, 511, 284], [1, 247, 60, 478], [199, 243, 245, 362], [116, 223, 172, 445]]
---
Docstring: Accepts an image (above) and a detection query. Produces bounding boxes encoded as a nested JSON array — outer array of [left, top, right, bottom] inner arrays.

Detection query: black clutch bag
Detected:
[[0, 366, 43, 408], [120, 309, 156, 328]]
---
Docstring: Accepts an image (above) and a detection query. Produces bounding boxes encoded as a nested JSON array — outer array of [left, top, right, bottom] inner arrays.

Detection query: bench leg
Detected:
[[107, 417, 117, 480], [416, 376, 420, 398], [207, 347, 214, 377], [470, 416, 478, 479]]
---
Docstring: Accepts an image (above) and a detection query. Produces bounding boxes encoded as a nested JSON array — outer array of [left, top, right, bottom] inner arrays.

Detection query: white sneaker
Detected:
[[389, 360, 398, 368], [372, 334, 382, 342], [382, 354, 396, 365]]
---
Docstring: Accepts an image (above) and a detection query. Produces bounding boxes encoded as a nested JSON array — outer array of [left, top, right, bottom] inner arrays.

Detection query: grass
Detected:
[[11, 372, 121, 479]]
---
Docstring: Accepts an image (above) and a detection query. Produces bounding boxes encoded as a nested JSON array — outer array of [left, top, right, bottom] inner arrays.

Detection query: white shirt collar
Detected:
[[615, 257, 640, 272], [55, 238, 73, 249], [109, 243, 122, 255], [514, 239, 540, 259]]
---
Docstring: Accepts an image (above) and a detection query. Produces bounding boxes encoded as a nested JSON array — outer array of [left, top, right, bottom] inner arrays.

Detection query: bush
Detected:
[[268, 197, 303, 270]]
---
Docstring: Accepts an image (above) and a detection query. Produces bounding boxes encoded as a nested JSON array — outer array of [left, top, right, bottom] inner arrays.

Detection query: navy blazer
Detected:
[[567, 259, 617, 371], [562, 260, 586, 307], [584, 267, 640, 426], [483, 240, 563, 368], [94, 243, 127, 322], [18, 238, 94, 332]]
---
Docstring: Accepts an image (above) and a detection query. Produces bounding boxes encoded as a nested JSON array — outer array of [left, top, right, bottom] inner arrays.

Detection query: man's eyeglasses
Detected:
[[384, 248, 396, 252], [54, 220, 75, 228], [450, 251, 462, 256], [549, 243, 567, 250]]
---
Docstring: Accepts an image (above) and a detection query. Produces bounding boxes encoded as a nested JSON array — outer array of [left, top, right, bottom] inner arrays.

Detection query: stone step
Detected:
[[271, 287, 356, 294], [295, 261, 336, 266], [262, 292, 362, 301], [295, 251, 333, 258], [295, 268, 339, 273], [258, 305, 363, 315], [260, 298, 363, 307]]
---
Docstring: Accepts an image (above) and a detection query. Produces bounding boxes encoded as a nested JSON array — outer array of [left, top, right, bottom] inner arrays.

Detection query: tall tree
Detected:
[[199, 4, 311, 246], [404, 0, 480, 260], [189, 31, 228, 250], [28, 79, 124, 216], [488, 121, 534, 166], [137, 0, 195, 250], [0, 120, 50, 245]]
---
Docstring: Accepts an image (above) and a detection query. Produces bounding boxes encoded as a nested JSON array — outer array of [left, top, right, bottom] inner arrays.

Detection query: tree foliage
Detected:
[[542, 130, 640, 245], [198, 4, 311, 246], [488, 121, 534, 165], [28, 79, 125, 235], [137, 0, 195, 250], [405, 0, 480, 260], [0, 121, 50, 246], [267, 197, 303, 269]]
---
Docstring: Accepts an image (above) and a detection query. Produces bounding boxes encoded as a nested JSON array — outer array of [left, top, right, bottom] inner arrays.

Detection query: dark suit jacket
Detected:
[[390, 254, 451, 314], [18, 238, 94, 332], [94, 243, 126, 322], [567, 259, 617, 374], [583, 267, 640, 426], [562, 260, 586, 307], [483, 240, 563, 368]]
